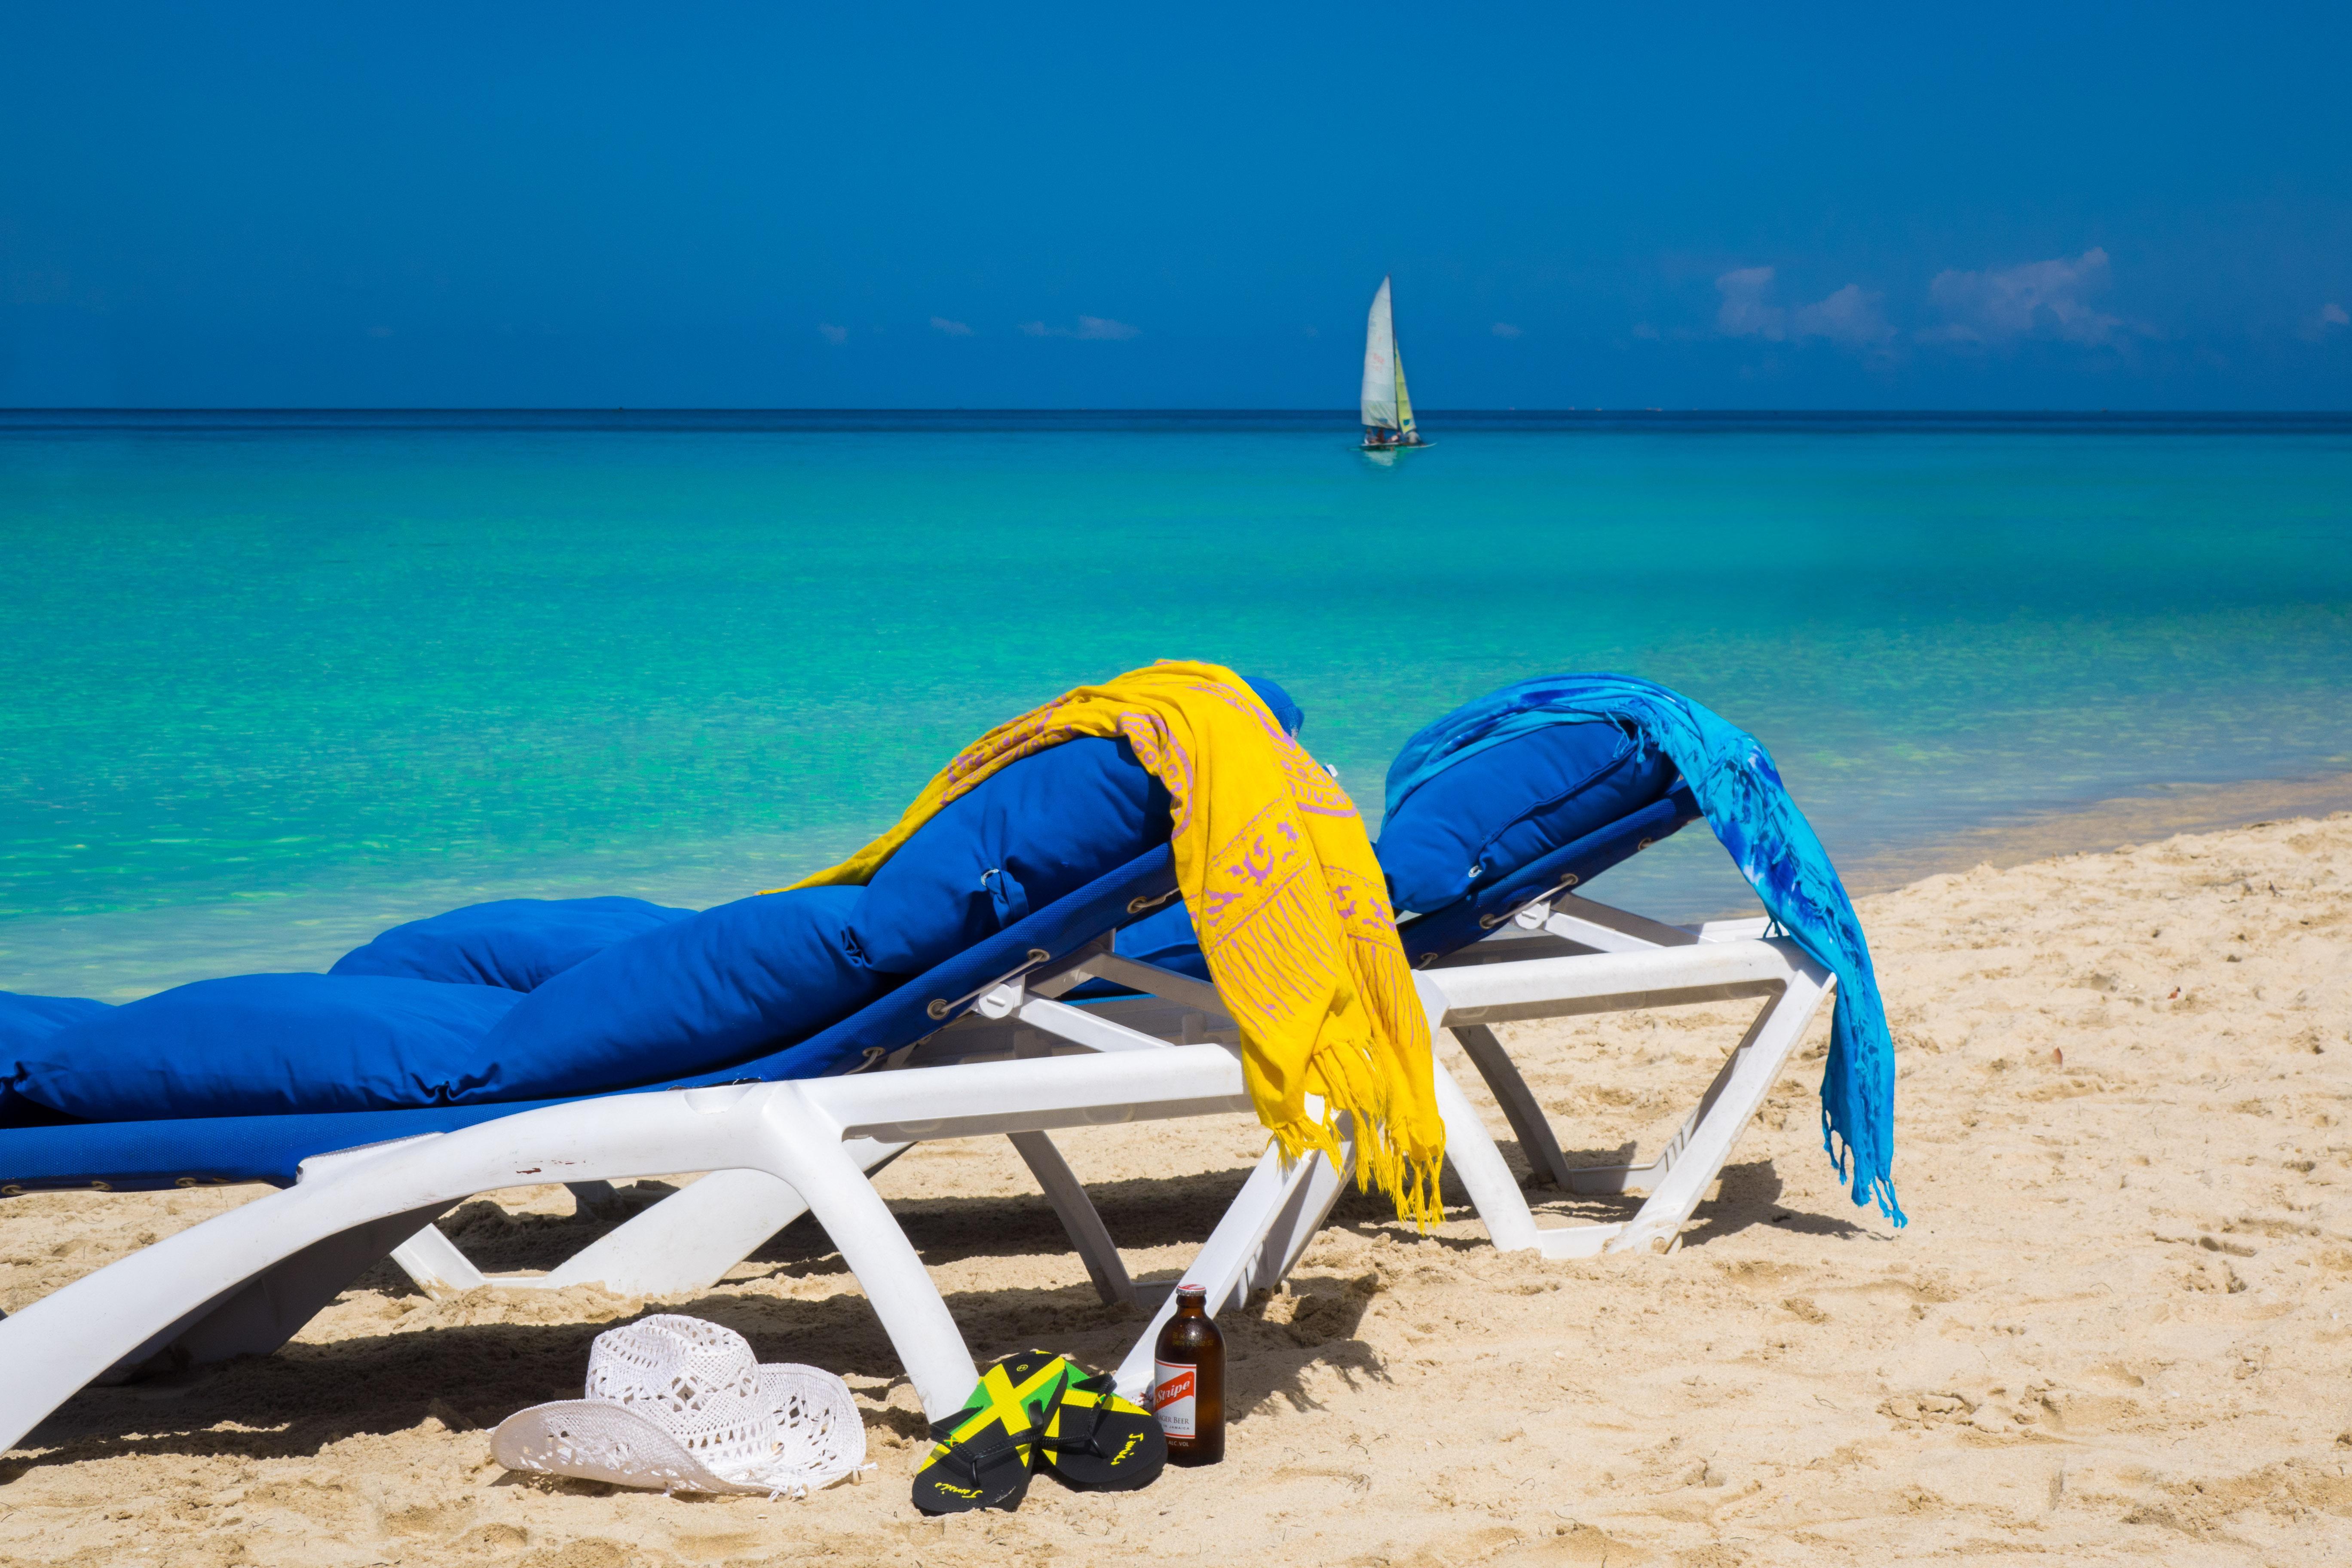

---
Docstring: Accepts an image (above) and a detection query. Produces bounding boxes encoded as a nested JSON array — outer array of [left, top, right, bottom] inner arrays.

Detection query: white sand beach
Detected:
[[3, 812, 2348, 1567]]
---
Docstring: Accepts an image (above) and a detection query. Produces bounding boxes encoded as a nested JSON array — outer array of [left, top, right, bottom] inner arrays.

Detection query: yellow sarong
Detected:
[[787, 660, 1445, 1224]]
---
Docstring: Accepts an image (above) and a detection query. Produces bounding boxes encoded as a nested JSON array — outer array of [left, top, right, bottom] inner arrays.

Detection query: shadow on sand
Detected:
[[6, 1139, 1859, 1474]]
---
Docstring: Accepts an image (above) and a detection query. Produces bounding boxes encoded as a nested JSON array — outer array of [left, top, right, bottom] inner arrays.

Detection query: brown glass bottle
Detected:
[[1150, 1283, 1225, 1464]]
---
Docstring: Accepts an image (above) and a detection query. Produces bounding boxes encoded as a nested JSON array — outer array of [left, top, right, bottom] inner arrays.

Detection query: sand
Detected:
[[4, 812, 2349, 1566]]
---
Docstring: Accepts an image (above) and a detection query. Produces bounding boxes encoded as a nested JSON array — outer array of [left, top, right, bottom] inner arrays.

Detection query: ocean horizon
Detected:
[[9, 408, 2350, 424], [6, 407, 2348, 1000]]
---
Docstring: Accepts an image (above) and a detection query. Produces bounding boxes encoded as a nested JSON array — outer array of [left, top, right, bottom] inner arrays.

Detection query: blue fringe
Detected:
[[1387, 674, 1905, 1226]]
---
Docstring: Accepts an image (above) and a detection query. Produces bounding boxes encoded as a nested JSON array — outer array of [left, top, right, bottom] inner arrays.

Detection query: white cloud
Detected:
[[1790, 283, 1895, 347], [1714, 268, 1892, 348], [817, 323, 848, 345], [930, 316, 973, 336], [1019, 315, 1139, 340], [1715, 267, 1785, 340], [2298, 301, 2349, 343], [1491, 322, 1523, 339], [1921, 248, 2124, 346]]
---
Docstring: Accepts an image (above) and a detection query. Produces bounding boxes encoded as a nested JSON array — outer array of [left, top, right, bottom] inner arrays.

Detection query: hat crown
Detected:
[[586, 1314, 763, 1429]]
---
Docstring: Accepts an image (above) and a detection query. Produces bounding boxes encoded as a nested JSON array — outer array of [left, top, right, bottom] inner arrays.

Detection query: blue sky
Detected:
[[3, 4, 2347, 409]]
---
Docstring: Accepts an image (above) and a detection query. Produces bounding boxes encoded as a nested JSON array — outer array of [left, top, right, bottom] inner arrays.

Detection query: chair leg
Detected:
[[109, 1200, 458, 1379], [0, 1178, 468, 1452], [743, 1087, 980, 1421], [1419, 942, 1834, 1261], [386, 1141, 911, 1299], [1433, 1061, 1544, 1253], [564, 1180, 621, 1213], [535, 1144, 907, 1295], [1606, 965, 1831, 1253], [1450, 1023, 1574, 1190], [1008, 1130, 1136, 1307], [1110, 1132, 1353, 1401], [1563, 991, 1773, 1197], [388, 1217, 487, 1298], [537, 1166, 832, 1296], [1255, 1124, 1354, 1289]]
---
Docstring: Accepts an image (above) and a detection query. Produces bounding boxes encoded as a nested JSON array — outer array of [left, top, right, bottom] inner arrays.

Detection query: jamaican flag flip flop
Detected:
[[913, 1350, 1074, 1514], [1035, 1370, 1167, 1491]]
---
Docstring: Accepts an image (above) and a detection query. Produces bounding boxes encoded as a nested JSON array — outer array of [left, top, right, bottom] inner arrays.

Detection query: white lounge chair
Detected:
[[0, 724, 1847, 1446]]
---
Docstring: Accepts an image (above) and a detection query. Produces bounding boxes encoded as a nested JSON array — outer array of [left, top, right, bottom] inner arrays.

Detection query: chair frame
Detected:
[[0, 869, 1832, 1451]]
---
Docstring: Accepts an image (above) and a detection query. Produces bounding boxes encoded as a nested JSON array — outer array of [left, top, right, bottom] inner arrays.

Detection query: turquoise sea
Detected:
[[5, 410, 2349, 1000]]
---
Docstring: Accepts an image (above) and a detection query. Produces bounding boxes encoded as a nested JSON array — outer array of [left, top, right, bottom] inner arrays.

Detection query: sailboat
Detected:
[[1360, 276, 1428, 452]]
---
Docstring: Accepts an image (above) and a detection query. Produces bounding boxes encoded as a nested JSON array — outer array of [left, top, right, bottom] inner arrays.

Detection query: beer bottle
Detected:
[[1150, 1283, 1225, 1465]]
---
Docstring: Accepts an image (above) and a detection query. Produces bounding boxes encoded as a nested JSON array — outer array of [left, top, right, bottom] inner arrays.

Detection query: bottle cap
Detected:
[[1176, 1282, 1207, 1303]]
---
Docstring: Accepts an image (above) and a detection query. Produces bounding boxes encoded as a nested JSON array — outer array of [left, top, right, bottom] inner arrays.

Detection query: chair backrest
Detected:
[[1378, 718, 1681, 915], [478, 735, 1177, 1096], [660, 842, 1179, 1087], [1394, 786, 1699, 966]]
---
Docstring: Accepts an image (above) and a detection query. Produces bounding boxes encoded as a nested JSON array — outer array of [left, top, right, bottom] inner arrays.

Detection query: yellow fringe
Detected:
[[773, 661, 1448, 1227]]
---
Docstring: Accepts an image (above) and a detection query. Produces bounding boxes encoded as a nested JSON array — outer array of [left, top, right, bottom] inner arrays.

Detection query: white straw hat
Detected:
[[491, 1314, 867, 1497]]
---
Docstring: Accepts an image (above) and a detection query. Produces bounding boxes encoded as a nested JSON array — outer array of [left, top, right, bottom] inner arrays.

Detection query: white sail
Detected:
[[1360, 277, 1398, 429]]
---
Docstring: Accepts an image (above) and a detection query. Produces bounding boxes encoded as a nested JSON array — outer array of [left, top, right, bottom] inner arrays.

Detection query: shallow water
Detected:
[[5, 410, 2349, 997]]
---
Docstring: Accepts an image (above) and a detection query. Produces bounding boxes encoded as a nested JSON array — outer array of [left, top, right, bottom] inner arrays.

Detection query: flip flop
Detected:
[[912, 1350, 1073, 1514], [1035, 1370, 1167, 1491]]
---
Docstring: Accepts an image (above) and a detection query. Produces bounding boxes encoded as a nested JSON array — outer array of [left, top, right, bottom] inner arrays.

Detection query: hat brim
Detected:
[[492, 1398, 765, 1495]]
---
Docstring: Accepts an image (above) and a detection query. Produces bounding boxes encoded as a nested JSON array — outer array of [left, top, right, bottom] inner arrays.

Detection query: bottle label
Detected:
[[1151, 1361, 1197, 1438]]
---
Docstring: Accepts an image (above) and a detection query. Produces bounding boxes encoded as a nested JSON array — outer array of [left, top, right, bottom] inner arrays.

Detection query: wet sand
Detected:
[[1841, 770, 2352, 895]]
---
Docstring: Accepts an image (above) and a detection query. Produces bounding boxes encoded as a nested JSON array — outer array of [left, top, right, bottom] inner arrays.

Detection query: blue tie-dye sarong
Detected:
[[1387, 673, 1905, 1225]]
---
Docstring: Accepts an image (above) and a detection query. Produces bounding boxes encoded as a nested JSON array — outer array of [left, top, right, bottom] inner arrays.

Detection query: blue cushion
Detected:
[[1, 992, 115, 1127], [1377, 720, 1679, 914], [850, 737, 1173, 972], [2, 736, 1183, 1123], [476, 885, 885, 1098], [18, 975, 526, 1121], [6, 888, 879, 1122], [329, 896, 693, 991], [0, 990, 111, 1052], [1242, 675, 1305, 736]]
